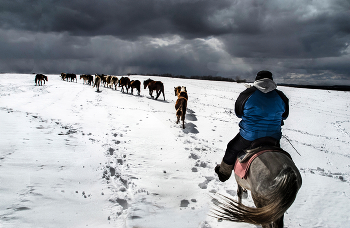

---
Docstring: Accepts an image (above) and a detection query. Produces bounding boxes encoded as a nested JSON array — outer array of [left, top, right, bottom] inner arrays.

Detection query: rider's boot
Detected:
[[215, 160, 234, 182]]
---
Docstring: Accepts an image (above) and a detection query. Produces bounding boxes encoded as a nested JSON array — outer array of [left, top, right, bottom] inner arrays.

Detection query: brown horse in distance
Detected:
[[175, 86, 188, 129], [143, 78, 165, 100], [109, 76, 119, 90], [61, 73, 77, 82], [119, 77, 130, 93], [35, 74, 48, 86], [80, 74, 90, 85], [93, 75, 101, 92], [129, 80, 141, 95]]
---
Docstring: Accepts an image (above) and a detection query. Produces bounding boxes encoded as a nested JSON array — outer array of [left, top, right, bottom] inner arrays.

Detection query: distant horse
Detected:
[[93, 75, 101, 92], [80, 74, 90, 84], [87, 75, 94, 86], [175, 86, 188, 129], [35, 74, 48, 86], [143, 78, 165, 100], [119, 77, 130, 93], [100, 74, 107, 87], [109, 76, 119, 90], [212, 142, 302, 228], [129, 80, 141, 95], [68, 73, 77, 82], [61, 73, 77, 82], [106, 75, 112, 87]]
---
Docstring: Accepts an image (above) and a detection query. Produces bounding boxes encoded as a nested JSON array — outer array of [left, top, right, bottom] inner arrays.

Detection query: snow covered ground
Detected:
[[0, 73, 349, 228]]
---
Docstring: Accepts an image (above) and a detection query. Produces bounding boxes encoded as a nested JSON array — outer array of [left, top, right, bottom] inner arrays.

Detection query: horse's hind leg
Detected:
[[237, 185, 243, 204], [181, 114, 185, 129], [155, 90, 160, 100], [273, 215, 284, 228]]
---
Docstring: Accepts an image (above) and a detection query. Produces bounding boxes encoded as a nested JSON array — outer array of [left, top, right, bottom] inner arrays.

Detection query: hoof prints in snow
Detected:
[[198, 177, 215, 189], [302, 167, 348, 182], [180, 199, 189, 207]]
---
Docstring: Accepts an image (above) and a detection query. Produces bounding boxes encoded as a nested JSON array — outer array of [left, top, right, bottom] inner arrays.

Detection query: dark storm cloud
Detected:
[[0, 0, 350, 85], [219, 1, 350, 59], [0, 29, 222, 76], [0, 0, 234, 39]]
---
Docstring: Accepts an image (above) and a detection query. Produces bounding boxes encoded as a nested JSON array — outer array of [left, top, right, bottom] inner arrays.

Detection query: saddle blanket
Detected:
[[234, 150, 268, 179]]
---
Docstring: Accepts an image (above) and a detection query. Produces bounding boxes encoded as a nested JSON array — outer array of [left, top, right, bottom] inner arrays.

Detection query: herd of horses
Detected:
[[35, 73, 184, 126], [34, 73, 301, 228]]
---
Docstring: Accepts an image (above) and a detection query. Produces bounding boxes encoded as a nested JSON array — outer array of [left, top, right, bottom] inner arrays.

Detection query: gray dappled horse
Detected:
[[212, 149, 302, 228]]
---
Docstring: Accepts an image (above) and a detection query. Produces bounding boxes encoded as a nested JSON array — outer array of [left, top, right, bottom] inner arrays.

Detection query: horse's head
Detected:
[[174, 86, 181, 96], [144, 79, 153, 89], [118, 77, 124, 86], [44, 76, 48, 81]]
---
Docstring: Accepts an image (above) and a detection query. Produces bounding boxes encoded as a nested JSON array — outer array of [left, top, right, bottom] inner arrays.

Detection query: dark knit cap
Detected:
[[255, 71, 273, 81]]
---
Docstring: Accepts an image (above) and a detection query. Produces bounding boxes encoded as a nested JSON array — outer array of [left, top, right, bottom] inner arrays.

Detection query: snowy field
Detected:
[[0, 74, 350, 228]]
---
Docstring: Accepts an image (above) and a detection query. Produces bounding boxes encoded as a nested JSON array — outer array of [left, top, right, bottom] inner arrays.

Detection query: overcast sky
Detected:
[[1, 0, 349, 84]]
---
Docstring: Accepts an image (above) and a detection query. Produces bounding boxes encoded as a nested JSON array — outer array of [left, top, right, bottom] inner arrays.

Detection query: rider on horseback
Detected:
[[215, 70, 289, 182]]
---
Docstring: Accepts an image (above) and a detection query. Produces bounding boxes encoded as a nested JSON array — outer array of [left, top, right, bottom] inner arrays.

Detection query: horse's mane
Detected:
[[179, 91, 187, 97], [178, 91, 188, 100]]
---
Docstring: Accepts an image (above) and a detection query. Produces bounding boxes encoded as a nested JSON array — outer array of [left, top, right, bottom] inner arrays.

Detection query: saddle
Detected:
[[234, 137, 292, 179]]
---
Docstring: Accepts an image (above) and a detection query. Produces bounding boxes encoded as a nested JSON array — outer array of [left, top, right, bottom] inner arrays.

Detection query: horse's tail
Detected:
[[211, 166, 300, 225], [176, 103, 183, 117]]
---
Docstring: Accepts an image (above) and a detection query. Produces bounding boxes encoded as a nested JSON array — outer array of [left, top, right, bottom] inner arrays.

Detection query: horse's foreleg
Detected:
[[149, 89, 153, 98]]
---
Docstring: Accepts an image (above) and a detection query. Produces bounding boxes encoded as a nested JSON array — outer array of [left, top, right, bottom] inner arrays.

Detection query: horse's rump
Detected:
[[129, 80, 141, 95], [110, 76, 119, 89], [212, 149, 302, 227], [119, 77, 130, 92], [94, 75, 101, 91]]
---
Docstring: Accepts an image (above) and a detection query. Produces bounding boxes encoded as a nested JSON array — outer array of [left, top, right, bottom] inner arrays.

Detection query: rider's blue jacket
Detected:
[[234, 79, 289, 141]]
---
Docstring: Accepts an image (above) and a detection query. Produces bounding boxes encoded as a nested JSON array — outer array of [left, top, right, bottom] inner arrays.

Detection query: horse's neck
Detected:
[[178, 93, 188, 100]]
